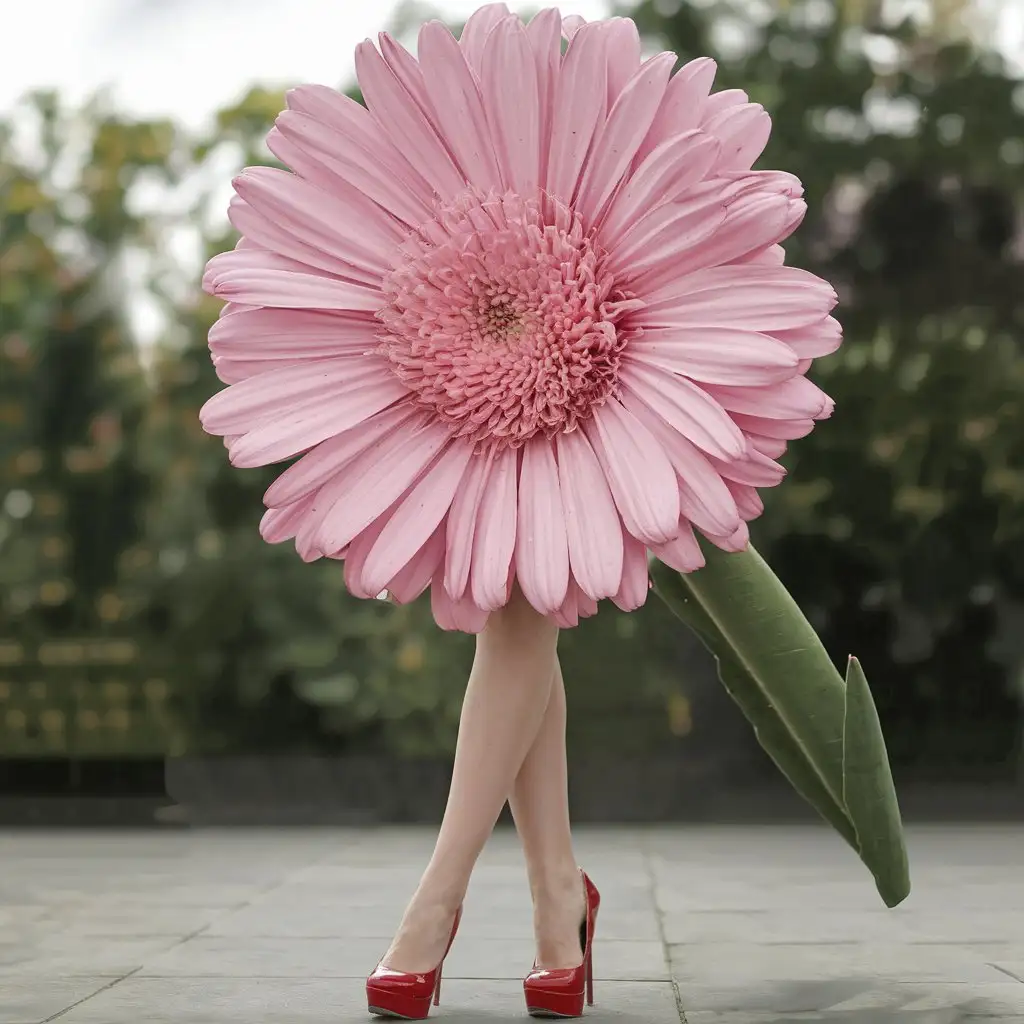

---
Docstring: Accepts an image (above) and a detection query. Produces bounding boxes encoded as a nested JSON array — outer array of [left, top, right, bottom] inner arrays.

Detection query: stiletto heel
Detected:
[[366, 907, 462, 1020], [523, 870, 600, 1018]]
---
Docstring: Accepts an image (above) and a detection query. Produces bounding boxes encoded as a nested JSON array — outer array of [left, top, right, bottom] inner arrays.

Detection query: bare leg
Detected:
[[509, 657, 588, 969], [381, 587, 559, 972]]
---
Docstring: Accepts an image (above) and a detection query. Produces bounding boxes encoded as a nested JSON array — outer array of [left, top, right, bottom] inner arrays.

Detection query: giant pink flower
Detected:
[[200, 4, 841, 632]]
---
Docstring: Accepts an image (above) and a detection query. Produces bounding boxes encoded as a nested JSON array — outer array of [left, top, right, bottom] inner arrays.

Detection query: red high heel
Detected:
[[366, 907, 462, 1020], [523, 871, 600, 1018]]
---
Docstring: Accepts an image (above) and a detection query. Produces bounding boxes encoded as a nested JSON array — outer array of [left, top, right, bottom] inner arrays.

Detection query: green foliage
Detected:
[[633, 0, 1024, 768], [1, 1, 1021, 766]]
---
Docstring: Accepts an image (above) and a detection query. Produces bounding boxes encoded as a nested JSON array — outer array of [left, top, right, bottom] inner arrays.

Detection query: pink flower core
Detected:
[[377, 190, 638, 449]]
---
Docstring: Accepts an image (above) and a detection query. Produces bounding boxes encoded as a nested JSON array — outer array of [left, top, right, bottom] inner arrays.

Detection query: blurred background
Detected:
[[1, 0, 1022, 824]]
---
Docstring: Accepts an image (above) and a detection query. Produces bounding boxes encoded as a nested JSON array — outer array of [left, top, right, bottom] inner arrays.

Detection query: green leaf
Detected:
[[650, 542, 911, 908]]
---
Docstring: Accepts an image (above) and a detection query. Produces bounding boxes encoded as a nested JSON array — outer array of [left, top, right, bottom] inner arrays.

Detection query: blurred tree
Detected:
[[630, 0, 1024, 773], [0, 93, 175, 756]]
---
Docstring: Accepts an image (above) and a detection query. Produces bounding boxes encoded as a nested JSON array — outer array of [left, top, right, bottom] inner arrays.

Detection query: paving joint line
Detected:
[[640, 834, 687, 1024], [988, 962, 1024, 984]]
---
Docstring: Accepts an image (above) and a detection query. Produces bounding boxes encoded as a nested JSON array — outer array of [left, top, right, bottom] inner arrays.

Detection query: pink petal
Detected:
[[515, 439, 570, 614], [599, 130, 721, 244], [701, 88, 748, 121], [345, 499, 400, 599], [229, 196, 381, 288], [432, 575, 489, 633], [731, 412, 815, 441], [576, 52, 676, 227], [562, 14, 586, 40], [654, 193, 803, 281], [209, 308, 378, 362], [620, 360, 747, 461], [703, 520, 750, 553], [458, 3, 512, 73], [201, 356, 389, 435], [314, 418, 453, 555], [630, 327, 799, 386], [354, 39, 466, 200], [611, 530, 650, 612], [555, 428, 624, 600], [264, 402, 417, 507], [601, 17, 643, 108], [362, 439, 474, 594], [747, 433, 789, 458], [481, 16, 540, 195], [272, 110, 432, 227], [620, 390, 741, 538], [634, 57, 717, 166], [610, 190, 729, 284], [704, 103, 772, 172], [284, 85, 435, 209], [640, 266, 837, 331], [650, 522, 705, 572], [418, 21, 503, 192], [526, 8, 561, 188], [727, 480, 764, 521], [221, 368, 408, 468], [704, 377, 833, 420], [470, 445, 518, 612], [259, 497, 314, 543], [444, 451, 492, 599], [546, 23, 608, 205], [711, 448, 786, 487], [583, 399, 680, 544], [203, 249, 381, 312], [552, 584, 580, 629], [234, 166, 400, 274], [387, 520, 445, 604], [774, 315, 843, 358]]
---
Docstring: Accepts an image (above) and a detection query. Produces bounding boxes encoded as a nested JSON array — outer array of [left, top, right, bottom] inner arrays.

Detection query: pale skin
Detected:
[[380, 587, 588, 973]]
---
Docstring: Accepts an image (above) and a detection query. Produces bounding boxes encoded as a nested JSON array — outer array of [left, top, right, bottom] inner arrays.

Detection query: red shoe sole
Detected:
[[366, 992, 432, 1020]]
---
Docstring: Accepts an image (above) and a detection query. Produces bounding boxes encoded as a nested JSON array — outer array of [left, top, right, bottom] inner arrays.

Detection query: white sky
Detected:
[[4, 0, 1021, 125], [0, 0, 610, 125]]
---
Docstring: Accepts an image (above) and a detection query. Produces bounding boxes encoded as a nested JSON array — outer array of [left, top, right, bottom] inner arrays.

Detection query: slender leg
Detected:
[[509, 657, 588, 969], [381, 587, 559, 973]]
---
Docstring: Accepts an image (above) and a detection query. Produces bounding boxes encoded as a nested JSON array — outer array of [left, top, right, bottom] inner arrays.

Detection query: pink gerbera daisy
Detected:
[[200, 4, 841, 633]]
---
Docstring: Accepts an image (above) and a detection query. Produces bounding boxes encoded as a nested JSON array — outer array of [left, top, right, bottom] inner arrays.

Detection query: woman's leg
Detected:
[[509, 657, 588, 969], [381, 587, 559, 972]]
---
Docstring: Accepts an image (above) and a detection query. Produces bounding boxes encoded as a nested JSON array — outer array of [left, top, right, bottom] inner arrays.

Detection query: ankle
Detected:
[[530, 863, 583, 905]]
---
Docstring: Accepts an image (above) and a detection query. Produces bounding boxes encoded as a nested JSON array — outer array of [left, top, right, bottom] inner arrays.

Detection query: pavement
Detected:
[[1, 824, 1022, 1024]]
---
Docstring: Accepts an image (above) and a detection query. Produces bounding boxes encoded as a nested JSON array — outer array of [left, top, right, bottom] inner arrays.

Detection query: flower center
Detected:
[[377, 191, 637, 449]]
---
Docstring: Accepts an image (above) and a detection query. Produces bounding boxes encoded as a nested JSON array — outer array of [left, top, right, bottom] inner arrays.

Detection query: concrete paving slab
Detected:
[[0, 824, 1021, 1024]]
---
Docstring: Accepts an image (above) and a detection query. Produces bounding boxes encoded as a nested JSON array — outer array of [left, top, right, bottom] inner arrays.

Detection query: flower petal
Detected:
[[515, 439, 570, 614], [555, 428, 624, 600], [314, 417, 452, 555], [620, 359, 747, 461], [599, 130, 721, 244], [266, 408, 417, 518], [630, 327, 800, 386], [481, 16, 540, 194], [634, 57, 717, 166], [640, 265, 837, 331], [650, 521, 705, 572], [444, 450, 493, 599], [583, 398, 680, 544], [362, 439, 474, 594], [203, 249, 381, 311], [432, 575, 490, 633], [546, 23, 608, 205], [354, 38, 466, 200], [774, 316, 843, 358], [704, 377, 834, 420], [611, 530, 650, 612], [470, 445, 518, 611], [576, 51, 676, 227], [209, 307, 378, 362], [418, 20, 503, 192], [388, 520, 445, 604], [458, 2, 511, 73]]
